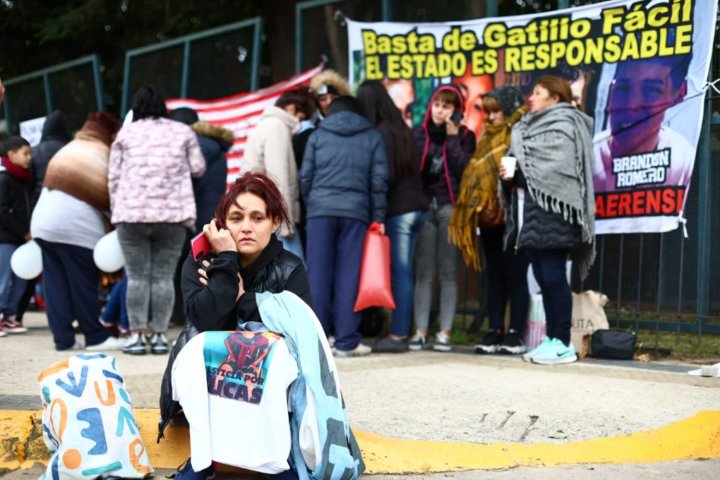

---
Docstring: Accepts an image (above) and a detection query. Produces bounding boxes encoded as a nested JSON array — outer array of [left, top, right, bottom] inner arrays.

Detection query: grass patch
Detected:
[[635, 330, 720, 363]]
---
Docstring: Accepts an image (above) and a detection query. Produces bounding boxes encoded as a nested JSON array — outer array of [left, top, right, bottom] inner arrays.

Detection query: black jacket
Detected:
[[300, 110, 388, 224], [502, 168, 581, 252], [191, 122, 231, 232], [0, 166, 31, 244], [414, 84, 476, 206], [158, 236, 311, 440], [30, 111, 70, 207], [376, 121, 429, 218]]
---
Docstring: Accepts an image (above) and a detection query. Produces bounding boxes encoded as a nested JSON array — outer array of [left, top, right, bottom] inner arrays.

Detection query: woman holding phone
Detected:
[[159, 172, 311, 479], [499, 76, 596, 365]]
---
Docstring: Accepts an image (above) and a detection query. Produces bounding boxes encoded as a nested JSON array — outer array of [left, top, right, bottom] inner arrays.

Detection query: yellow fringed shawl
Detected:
[[448, 105, 527, 270]]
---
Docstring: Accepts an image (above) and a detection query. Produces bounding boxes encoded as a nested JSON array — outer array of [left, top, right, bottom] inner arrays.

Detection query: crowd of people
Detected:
[[0, 70, 597, 479], [0, 71, 595, 362]]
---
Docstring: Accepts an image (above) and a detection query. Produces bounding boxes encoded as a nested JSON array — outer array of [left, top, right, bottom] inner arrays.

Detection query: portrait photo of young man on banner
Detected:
[[346, 0, 718, 235]]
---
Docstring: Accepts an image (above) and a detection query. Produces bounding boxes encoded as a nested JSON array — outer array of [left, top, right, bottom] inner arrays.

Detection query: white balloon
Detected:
[[93, 230, 126, 273], [10, 240, 43, 280]]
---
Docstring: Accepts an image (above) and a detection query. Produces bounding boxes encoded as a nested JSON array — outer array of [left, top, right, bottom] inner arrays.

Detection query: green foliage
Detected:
[[0, 0, 260, 108]]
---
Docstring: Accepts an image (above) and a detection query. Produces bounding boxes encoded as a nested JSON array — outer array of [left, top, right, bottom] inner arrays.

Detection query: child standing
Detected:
[[410, 85, 475, 351], [0, 136, 33, 336]]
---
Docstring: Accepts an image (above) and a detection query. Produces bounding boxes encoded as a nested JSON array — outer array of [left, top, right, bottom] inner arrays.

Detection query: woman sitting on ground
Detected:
[[159, 172, 311, 479]]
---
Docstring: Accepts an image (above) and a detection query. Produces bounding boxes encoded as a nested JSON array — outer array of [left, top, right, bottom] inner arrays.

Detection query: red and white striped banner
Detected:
[[166, 65, 323, 186]]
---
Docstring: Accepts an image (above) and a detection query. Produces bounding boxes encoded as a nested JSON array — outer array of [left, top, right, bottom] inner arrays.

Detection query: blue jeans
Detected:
[[526, 249, 572, 346], [279, 229, 305, 264], [116, 223, 186, 333], [102, 275, 129, 331], [386, 211, 426, 337], [0, 243, 27, 318]]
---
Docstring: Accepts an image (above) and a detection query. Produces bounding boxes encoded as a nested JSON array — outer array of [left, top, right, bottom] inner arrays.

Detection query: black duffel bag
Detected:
[[590, 330, 637, 360]]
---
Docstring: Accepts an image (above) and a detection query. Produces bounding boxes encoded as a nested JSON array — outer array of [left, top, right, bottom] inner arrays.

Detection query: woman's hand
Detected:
[[445, 117, 460, 136], [499, 163, 513, 181], [198, 259, 211, 286], [203, 218, 236, 253], [198, 259, 244, 301]]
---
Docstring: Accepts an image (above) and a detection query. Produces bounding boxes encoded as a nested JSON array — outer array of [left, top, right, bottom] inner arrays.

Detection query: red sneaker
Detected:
[[0, 317, 28, 333]]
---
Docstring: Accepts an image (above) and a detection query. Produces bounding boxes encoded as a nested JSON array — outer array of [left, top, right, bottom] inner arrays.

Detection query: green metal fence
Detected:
[[2, 55, 104, 136], [120, 18, 264, 117]]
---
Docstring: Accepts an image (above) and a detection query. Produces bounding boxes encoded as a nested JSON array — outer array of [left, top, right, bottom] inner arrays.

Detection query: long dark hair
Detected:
[[132, 85, 168, 120], [356, 80, 415, 178]]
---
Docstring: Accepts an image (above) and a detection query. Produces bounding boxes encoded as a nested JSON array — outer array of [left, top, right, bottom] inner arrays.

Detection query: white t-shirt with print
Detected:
[[172, 331, 298, 474]]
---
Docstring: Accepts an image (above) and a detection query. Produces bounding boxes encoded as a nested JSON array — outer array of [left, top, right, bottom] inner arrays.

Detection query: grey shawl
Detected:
[[510, 102, 596, 279]]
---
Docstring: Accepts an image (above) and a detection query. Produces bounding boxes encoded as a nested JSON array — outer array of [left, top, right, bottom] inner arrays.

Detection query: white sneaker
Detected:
[[86, 336, 126, 351], [408, 331, 426, 351], [122, 333, 147, 355], [334, 343, 371, 357], [433, 331, 452, 352], [522, 336, 553, 362], [531, 338, 578, 365]]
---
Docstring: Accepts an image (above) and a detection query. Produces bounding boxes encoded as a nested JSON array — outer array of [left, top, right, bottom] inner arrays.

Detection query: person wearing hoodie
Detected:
[[29, 110, 71, 207], [14, 111, 72, 325], [410, 84, 476, 352], [244, 88, 314, 260], [300, 96, 388, 357], [292, 70, 352, 172], [308, 70, 352, 124]]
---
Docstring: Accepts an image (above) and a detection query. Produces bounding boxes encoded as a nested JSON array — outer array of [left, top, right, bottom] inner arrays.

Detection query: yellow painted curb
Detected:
[[356, 410, 720, 474], [2, 409, 719, 473]]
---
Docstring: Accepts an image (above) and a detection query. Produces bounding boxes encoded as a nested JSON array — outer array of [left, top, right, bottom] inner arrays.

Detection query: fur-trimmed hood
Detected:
[[309, 70, 351, 97], [191, 121, 234, 145]]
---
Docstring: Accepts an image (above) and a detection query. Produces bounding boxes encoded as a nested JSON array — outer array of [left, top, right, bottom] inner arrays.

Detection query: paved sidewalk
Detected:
[[4, 460, 720, 479], [1, 312, 719, 478]]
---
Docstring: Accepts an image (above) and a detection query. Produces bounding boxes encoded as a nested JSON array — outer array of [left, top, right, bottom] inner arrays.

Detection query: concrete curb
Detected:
[[2, 409, 720, 474]]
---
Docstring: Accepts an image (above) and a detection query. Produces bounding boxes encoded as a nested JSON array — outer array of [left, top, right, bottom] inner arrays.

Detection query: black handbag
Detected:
[[590, 330, 637, 360]]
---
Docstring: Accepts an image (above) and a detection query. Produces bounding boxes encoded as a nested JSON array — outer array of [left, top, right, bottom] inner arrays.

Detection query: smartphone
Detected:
[[191, 232, 211, 261], [450, 112, 463, 125]]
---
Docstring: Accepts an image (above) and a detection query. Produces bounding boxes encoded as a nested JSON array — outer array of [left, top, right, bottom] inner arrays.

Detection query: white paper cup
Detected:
[[501, 156, 517, 178]]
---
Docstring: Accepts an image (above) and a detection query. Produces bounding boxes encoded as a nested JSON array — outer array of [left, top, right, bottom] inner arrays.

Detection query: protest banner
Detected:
[[19, 116, 46, 147], [347, 0, 717, 234]]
